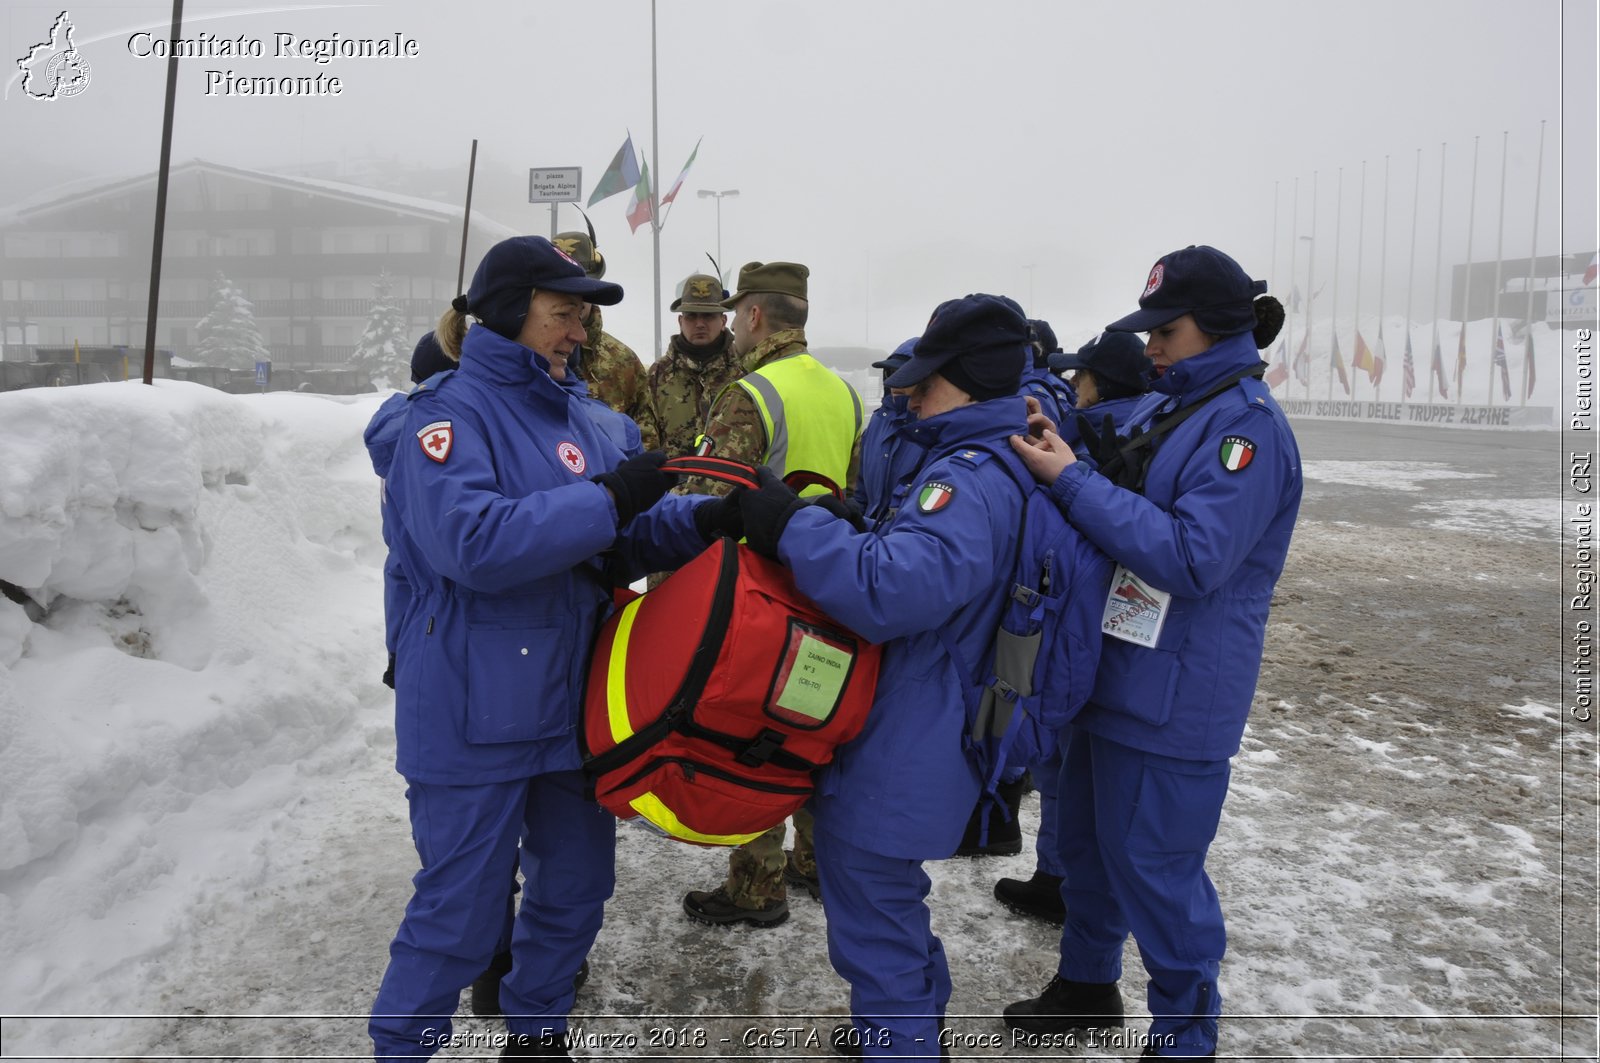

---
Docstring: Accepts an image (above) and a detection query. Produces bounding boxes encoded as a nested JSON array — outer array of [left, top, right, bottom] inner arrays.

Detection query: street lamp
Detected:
[[696, 189, 740, 273], [1021, 263, 1037, 317]]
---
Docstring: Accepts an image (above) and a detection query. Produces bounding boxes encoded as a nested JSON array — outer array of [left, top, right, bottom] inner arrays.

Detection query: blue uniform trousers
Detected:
[[1053, 728, 1229, 1056], [813, 825, 949, 1062], [1032, 746, 1065, 878], [370, 771, 615, 1060]]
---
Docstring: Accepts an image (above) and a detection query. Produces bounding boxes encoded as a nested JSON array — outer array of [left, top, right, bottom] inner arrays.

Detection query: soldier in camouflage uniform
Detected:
[[553, 230, 659, 450], [682, 261, 864, 929], [648, 273, 745, 456]]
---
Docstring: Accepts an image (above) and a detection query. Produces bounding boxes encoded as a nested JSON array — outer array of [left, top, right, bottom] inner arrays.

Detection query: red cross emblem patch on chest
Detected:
[[417, 420, 453, 463], [557, 441, 587, 475]]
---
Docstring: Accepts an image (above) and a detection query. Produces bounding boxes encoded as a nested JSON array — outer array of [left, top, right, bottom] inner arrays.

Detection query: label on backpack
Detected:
[[767, 621, 855, 728], [1100, 563, 1171, 647]]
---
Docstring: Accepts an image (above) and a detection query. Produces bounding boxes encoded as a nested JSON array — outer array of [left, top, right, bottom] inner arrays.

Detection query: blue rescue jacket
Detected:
[[848, 393, 924, 522], [375, 327, 706, 785], [1049, 331, 1302, 761], [1058, 392, 1147, 451], [775, 397, 1030, 859], [1019, 365, 1075, 426]]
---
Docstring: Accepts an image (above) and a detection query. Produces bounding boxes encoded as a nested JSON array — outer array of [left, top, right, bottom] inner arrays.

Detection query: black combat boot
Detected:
[[1002, 974, 1124, 1035], [472, 954, 591, 1016], [955, 777, 1026, 857], [470, 950, 514, 1016], [500, 1032, 572, 1058], [993, 869, 1066, 923]]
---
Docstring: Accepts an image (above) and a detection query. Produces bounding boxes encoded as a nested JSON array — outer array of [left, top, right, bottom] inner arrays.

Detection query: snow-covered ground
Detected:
[[0, 380, 1591, 1061]]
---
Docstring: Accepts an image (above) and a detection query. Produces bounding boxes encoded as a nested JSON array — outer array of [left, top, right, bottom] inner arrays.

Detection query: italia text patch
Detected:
[[1219, 436, 1255, 472], [916, 481, 956, 513], [417, 420, 453, 463]]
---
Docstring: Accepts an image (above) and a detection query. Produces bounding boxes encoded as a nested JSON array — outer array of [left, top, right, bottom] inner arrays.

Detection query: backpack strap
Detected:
[[1099, 362, 1267, 491], [660, 455, 843, 499]]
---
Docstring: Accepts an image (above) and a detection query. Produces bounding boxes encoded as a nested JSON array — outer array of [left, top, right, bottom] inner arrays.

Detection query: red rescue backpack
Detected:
[[581, 457, 882, 847]]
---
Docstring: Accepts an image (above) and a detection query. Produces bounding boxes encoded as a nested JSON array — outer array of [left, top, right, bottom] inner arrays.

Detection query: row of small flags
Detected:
[[587, 133, 703, 234], [1267, 321, 1533, 402], [1265, 252, 1593, 402]]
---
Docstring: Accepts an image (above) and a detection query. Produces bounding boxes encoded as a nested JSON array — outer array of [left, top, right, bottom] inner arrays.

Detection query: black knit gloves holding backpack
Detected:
[[593, 451, 677, 527], [738, 467, 806, 559], [693, 491, 746, 543]]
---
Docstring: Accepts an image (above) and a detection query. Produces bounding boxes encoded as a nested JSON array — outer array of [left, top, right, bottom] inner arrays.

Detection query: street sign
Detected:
[[529, 167, 582, 204], [255, 360, 271, 387]]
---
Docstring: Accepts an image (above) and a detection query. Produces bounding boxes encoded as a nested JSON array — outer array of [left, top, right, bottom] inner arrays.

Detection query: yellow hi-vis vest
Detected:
[[735, 352, 862, 496]]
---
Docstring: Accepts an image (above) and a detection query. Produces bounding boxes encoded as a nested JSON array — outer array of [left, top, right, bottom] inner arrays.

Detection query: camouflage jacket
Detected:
[[647, 329, 745, 458], [696, 329, 861, 496], [576, 307, 658, 451]]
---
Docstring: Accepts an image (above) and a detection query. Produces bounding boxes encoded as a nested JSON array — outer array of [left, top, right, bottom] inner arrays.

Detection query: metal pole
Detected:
[[141, 0, 184, 386], [1457, 135, 1479, 405], [1403, 147, 1420, 410], [1522, 120, 1546, 406], [649, 0, 663, 362], [715, 197, 723, 268], [457, 139, 478, 296], [1429, 143, 1447, 401], [1488, 129, 1509, 405], [1304, 170, 1318, 402]]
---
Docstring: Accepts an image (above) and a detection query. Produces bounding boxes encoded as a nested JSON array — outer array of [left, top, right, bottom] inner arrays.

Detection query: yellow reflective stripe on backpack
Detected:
[[626, 791, 766, 846], [606, 597, 645, 744]]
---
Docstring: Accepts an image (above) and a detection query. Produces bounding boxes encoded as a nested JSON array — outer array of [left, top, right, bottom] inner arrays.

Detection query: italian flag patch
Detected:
[[1219, 436, 1256, 471], [917, 481, 956, 513]]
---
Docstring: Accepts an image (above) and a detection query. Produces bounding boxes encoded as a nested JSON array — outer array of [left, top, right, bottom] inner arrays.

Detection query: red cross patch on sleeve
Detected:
[[417, 420, 453, 463]]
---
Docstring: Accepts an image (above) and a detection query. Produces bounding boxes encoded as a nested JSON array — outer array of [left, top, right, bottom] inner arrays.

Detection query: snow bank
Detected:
[[0, 381, 392, 1015]]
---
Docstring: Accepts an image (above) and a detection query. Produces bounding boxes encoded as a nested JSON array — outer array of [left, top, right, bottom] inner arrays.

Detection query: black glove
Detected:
[[593, 450, 676, 527], [807, 493, 868, 533], [381, 653, 396, 690], [738, 466, 805, 559], [693, 489, 746, 543], [1072, 412, 1120, 468]]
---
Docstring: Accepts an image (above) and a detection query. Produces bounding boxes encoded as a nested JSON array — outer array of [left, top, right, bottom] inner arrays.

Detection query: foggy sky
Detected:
[[2, 0, 1593, 358]]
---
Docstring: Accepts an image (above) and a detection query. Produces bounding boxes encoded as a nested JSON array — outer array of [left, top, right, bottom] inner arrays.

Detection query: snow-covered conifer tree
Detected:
[[192, 272, 270, 371], [350, 271, 411, 388]]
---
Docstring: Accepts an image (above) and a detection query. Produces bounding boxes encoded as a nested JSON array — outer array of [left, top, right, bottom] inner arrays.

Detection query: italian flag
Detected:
[[1219, 437, 1255, 471], [917, 482, 954, 512]]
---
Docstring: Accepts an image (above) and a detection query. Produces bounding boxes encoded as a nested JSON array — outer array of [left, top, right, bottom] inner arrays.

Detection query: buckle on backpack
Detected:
[[1011, 583, 1041, 607], [737, 728, 787, 767]]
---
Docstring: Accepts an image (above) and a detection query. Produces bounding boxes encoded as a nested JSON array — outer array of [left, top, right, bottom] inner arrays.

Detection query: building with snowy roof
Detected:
[[0, 159, 516, 369]]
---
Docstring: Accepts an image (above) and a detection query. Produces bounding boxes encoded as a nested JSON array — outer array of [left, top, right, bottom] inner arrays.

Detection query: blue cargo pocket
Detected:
[[1125, 757, 1231, 855], [463, 625, 569, 745]]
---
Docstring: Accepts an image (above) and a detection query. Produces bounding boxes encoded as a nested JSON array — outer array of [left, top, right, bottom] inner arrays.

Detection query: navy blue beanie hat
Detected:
[[1027, 318, 1060, 367], [1049, 331, 1153, 397], [871, 336, 919, 385], [459, 236, 624, 340], [1105, 245, 1267, 337], [410, 330, 455, 383], [886, 294, 1028, 401]]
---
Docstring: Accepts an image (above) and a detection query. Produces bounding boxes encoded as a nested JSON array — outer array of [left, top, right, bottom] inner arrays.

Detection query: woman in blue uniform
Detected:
[[367, 236, 708, 1061], [725, 294, 1032, 1060], [1004, 245, 1299, 1060]]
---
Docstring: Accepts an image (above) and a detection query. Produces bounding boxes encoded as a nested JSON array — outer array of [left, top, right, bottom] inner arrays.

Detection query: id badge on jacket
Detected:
[[1100, 563, 1172, 648]]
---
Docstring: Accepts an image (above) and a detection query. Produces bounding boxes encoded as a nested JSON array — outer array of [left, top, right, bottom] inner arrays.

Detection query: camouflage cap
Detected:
[[553, 230, 606, 280], [721, 261, 808, 308], [671, 273, 730, 314]]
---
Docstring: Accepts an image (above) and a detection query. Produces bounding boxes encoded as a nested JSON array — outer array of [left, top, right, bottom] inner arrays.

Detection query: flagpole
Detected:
[[1522, 119, 1547, 406], [1327, 166, 1343, 402], [1457, 135, 1479, 406], [1304, 170, 1318, 402], [1286, 175, 1300, 397], [1429, 143, 1447, 401], [1375, 155, 1390, 405], [1352, 160, 1367, 406], [1488, 129, 1509, 406], [649, 0, 663, 363], [1270, 180, 1280, 317], [1403, 147, 1421, 411]]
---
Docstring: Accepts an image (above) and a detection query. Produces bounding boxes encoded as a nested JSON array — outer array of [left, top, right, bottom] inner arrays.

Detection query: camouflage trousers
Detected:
[[724, 808, 814, 908]]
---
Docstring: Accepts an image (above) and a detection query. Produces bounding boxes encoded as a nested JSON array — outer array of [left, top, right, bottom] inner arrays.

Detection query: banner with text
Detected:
[[1279, 399, 1552, 430]]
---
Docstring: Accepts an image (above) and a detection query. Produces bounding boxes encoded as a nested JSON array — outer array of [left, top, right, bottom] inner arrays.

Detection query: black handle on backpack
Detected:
[[660, 455, 843, 500]]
